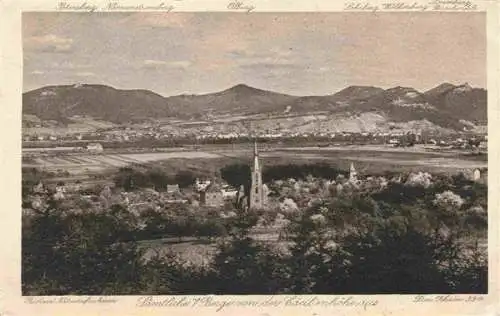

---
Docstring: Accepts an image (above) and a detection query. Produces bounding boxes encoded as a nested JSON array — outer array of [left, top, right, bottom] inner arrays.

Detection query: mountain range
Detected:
[[22, 82, 487, 132]]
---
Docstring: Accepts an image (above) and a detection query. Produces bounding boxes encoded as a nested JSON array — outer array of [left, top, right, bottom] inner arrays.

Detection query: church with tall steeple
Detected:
[[249, 140, 265, 209]]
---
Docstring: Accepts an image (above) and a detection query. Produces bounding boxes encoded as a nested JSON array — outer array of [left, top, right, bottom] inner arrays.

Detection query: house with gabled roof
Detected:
[[200, 182, 224, 208]]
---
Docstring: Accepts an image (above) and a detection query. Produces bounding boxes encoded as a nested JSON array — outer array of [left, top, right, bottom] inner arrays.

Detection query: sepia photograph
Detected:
[[21, 12, 488, 296]]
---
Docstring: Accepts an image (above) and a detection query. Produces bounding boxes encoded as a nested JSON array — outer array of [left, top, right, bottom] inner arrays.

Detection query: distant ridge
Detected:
[[23, 82, 487, 130]]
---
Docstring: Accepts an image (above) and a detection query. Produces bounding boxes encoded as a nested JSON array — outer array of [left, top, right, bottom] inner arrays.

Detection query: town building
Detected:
[[472, 168, 487, 184], [53, 189, 65, 201], [235, 185, 247, 209], [473, 169, 481, 182], [479, 141, 488, 151], [166, 184, 180, 194], [221, 184, 238, 199], [200, 182, 224, 207], [461, 168, 487, 184], [86, 142, 104, 153], [194, 178, 211, 192], [30, 195, 44, 209], [33, 181, 45, 194]]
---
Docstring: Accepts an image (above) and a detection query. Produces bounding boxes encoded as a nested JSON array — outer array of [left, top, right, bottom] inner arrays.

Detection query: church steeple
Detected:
[[249, 139, 264, 209], [253, 139, 260, 171]]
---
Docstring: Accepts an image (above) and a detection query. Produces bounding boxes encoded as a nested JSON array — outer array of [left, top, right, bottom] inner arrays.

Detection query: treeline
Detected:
[[22, 197, 487, 295], [135, 206, 261, 241], [220, 163, 346, 188], [372, 177, 487, 211], [22, 135, 390, 149], [113, 163, 348, 192], [263, 163, 345, 182], [113, 167, 198, 191], [113, 162, 485, 196], [220, 162, 401, 188]]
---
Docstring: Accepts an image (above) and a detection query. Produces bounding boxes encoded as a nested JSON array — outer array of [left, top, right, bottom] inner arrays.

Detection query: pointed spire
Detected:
[[350, 162, 356, 173], [253, 138, 260, 171]]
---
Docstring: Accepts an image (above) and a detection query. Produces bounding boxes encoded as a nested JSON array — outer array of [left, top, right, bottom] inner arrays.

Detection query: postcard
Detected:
[[0, 0, 498, 315]]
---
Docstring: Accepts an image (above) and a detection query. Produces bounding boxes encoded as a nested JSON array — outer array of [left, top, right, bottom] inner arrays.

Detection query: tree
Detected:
[[220, 163, 251, 196], [263, 163, 342, 182], [224, 210, 259, 239], [210, 237, 289, 294], [139, 251, 216, 294], [22, 204, 145, 295], [285, 207, 333, 293], [22, 167, 49, 199], [174, 171, 197, 188], [196, 219, 227, 241], [114, 167, 148, 191], [317, 224, 451, 294], [468, 138, 481, 149], [146, 168, 170, 190]]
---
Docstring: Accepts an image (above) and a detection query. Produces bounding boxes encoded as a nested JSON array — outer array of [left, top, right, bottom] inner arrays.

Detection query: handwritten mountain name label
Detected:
[[227, 0, 255, 12]]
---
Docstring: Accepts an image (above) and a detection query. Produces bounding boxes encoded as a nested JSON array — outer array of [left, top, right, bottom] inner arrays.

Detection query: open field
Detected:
[[23, 151, 221, 174], [23, 144, 487, 176], [264, 148, 487, 172]]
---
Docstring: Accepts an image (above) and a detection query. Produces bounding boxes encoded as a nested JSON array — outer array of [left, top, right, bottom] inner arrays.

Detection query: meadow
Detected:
[[22, 144, 486, 176]]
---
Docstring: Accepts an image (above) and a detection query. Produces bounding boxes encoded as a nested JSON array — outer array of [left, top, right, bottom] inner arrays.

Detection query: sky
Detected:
[[23, 12, 486, 96]]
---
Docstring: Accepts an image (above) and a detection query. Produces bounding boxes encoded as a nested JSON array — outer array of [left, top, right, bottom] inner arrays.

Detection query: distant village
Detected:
[[22, 112, 487, 150], [22, 125, 487, 154]]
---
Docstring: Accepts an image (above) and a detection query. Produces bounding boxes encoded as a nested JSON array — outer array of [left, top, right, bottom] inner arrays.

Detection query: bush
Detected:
[[22, 204, 144, 295], [220, 163, 251, 195], [263, 163, 343, 182], [195, 219, 227, 240], [114, 167, 187, 191], [320, 226, 451, 293], [210, 237, 290, 294], [174, 171, 197, 188]]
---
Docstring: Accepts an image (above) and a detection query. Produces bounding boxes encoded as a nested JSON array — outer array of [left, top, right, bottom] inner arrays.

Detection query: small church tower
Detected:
[[349, 162, 358, 182], [249, 140, 265, 209]]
